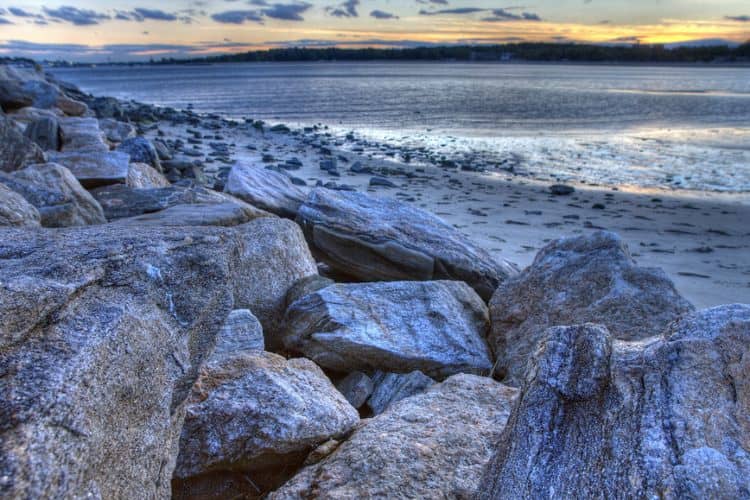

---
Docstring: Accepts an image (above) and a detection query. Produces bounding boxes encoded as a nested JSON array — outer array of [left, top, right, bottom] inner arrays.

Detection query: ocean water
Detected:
[[52, 62, 750, 193]]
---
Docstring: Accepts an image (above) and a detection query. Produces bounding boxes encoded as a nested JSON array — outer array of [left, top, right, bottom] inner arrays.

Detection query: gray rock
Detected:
[[478, 306, 750, 499], [0, 183, 41, 227], [272, 374, 519, 499], [7, 163, 106, 227], [336, 372, 374, 409], [0, 114, 45, 173], [117, 136, 162, 172], [88, 96, 125, 120], [489, 231, 695, 386], [99, 118, 136, 143], [126, 162, 170, 189], [369, 176, 397, 188], [0, 223, 274, 499], [56, 97, 88, 117], [58, 117, 109, 153], [549, 184, 575, 196], [297, 189, 517, 301], [284, 274, 335, 310], [24, 116, 61, 151], [173, 351, 359, 496], [224, 162, 307, 218], [283, 280, 493, 379], [46, 151, 131, 189], [214, 309, 265, 357], [368, 371, 436, 415], [153, 140, 172, 161], [115, 202, 271, 228]]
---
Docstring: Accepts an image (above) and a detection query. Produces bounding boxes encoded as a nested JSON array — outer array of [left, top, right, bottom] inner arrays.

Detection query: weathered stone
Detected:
[[88, 96, 125, 120], [0, 65, 58, 111], [283, 280, 493, 379], [478, 307, 750, 499], [0, 223, 274, 499], [336, 372, 374, 409], [99, 118, 136, 143], [117, 136, 162, 171], [24, 116, 61, 151], [297, 189, 517, 301], [489, 231, 695, 385], [56, 96, 88, 117], [272, 374, 519, 499], [127, 162, 170, 189], [115, 202, 270, 228], [173, 352, 359, 497], [58, 117, 109, 153], [8, 107, 62, 126], [47, 151, 130, 189], [6, 163, 106, 227], [214, 309, 265, 357], [0, 183, 40, 227], [224, 162, 307, 218], [284, 274, 335, 310], [367, 371, 436, 415], [0, 114, 45, 172]]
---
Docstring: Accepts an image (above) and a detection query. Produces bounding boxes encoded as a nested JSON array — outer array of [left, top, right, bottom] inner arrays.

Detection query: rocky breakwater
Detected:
[[0, 60, 748, 499]]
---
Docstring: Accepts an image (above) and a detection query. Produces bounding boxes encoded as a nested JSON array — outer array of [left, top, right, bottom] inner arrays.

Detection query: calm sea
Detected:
[[51, 62, 750, 192]]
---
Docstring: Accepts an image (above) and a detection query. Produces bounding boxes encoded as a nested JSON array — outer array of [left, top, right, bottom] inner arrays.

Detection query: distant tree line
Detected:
[[143, 42, 750, 66]]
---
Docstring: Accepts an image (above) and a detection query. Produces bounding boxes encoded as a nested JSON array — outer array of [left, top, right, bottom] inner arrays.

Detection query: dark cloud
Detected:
[[370, 10, 399, 20], [725, 15, 750, 22], [482, 9, 541, 22], [211, 10, 263, 23], [42, 6, 110, 25], [0, 17, 12, 25], [132, 8, 178, 21], [262, 2, 312, 21], [419, 7, 485, 16], [327, 0, 359, 18], [416, 0, 449, 4], [212, 2, 311, 24], [8, 7, 37, 17]]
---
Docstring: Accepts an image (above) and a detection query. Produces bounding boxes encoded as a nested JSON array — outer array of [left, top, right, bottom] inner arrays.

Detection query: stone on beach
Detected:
[[99, 118, 136, 143], [58, 117, 109, 153], [271, 374, 518, 499], [214, 309, 265, 356], [296, 188, 518, 301], [336, 372, 374, 409], [478, 306, 750, 499], [126, 162, 171, 189], [173, 351, 359, 496], [224, 162, 307, 218], [488, 231, 695, 385], [367, 370, 436, 415], [117, 136, 163, 172], [47, 151, 131, 189], [0, 183, 41, 227], [115, 202, 270, 228], [0, 114, 46, 173], [283, 280, 493, 379], [24, 116, 61, 151]]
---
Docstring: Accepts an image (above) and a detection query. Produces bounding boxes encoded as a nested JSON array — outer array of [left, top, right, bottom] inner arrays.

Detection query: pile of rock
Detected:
[[1, 62, 747, 499]]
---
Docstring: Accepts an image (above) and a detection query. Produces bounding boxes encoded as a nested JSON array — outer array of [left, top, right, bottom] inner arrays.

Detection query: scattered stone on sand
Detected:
[[489, 231, 695, 385], [224, 162, 307, 218], [283, 280, 493, 379], [478, 306, 750, 499], [271, 374, 518, 499], [296, 188, 518, 300]]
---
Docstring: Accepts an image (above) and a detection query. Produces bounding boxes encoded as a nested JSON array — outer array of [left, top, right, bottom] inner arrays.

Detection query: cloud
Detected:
[[482, 9, 542, 22], [370, 10, 399, 20], [211, 10, 263, 24], [419, 7, 485, 16], [0, 17, 12, 25], [416, 0, 449, 4], [725, 15, 750, 22], [42, 6, 110, 25], [212, 2, 312, 24], [8, 7, 37, 17], [262, 2, 312, 21], [132, 8, 178, 21], [327, 0, 359, 18]]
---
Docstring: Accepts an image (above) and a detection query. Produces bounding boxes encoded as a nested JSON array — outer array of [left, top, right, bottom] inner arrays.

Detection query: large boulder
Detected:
[[297, 189, 517, 301], [0, 183, 40, 227], [367, 370, 436, 415], [126, 162, 170, 189], [0, 223, 277, 498], [24, 116, 61, 151], [0, 64, 53, 111], [116, 202, 270, 228], [478, 306, 750, 499], [0, 114, 45, 172], [117, 136, 162, 172], [88, 96, 126, 120], [99, 118, 136, 143], [489, 231, 695, 385], [58, 117, 109, 153], [272, 374, 519, 499], [47, 151, 131, 189], [224, 162, 307, 218], [5, 163, 106, 227], [173, 351, 359, 497], [283, 280, 493, 379]]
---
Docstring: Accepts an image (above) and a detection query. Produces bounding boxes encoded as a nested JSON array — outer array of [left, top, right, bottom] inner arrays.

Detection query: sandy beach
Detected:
[[144, 117, 750, 309]]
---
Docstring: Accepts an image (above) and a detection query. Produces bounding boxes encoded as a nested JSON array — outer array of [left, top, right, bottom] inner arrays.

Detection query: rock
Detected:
[[336, 372, 374, 409], [173, 352, 359, 497], [153, 140, 172, 161], [24, 116, 61, 151], [549, 184, 575, 195], [0, 65, 58, 110], [283, 280, 493, 379], [99, 118, 136, 143], [0, 77, 33, 111], [126, 162, 170, 189], [272, 374, 519, 499], [47, 151, 131, 189], [90, 184, 256, 221], [488, 231, 695, 385], [478, 306, 750, 499], [224, 162, 307, 218], [284, 274, 335, 310], [369, 176, 396, 188], [8, 107, 62, 126], [58, 117, 109, 153], [270, 124, 291, 133], [88, 96, 125, 120], [0, 223, 272, 499], [56, 96, 88, 117], [214, 309, 265, 356], [117, 137, 162, 172], [115, 202, 270, 228], [0, 183, 41, 227], [297, 189, 517, 300], [367, 371, 435, 415], [0, 114, 46, 172], [4, 163, 106, 227]]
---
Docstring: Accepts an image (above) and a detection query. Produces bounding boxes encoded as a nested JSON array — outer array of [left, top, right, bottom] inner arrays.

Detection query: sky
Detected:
[[0, 0, 748, 61]]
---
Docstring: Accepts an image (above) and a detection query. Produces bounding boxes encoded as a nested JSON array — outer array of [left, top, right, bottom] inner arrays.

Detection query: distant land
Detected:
[[7, 41, 748, 67]]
